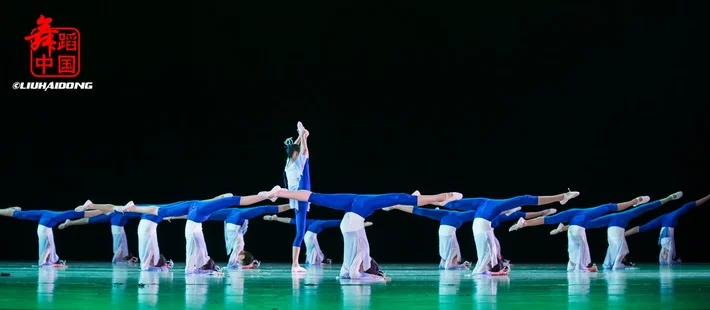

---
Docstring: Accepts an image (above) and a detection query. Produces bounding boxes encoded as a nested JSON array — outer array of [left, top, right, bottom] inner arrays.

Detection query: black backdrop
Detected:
[[2, 0, 707, 264]]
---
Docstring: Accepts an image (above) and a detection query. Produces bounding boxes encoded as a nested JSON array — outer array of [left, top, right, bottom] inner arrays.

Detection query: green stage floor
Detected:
[[0, 262, 708, 309]]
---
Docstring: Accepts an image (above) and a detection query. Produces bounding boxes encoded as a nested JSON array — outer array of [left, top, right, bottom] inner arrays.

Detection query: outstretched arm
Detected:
[[625, 226, 640, 237], [164, 215, 188, 222], [263, 215, 293, 224], [59, 218, 90, 229]]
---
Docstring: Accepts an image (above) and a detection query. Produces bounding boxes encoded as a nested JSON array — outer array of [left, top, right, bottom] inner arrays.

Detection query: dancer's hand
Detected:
[[58, 219, 70, 230]]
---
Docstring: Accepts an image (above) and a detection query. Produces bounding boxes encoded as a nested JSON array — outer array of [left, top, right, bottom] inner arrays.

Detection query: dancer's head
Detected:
[[239, 251, 255, 266], [284, 137, 300, 161]]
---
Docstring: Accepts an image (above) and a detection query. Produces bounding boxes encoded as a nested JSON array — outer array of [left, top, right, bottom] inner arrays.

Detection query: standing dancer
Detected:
[[551, 192, 683, 269], [625, 193, 710, 265], [0, 205, 102, 267], [284, 121, 311, 273], [166, 204, 291, 269], [439, 190, 580, 275], [264, 215, 372, 266], [85, 191, 277, 274], [59, 211, 142, 264], [509, 195, 650, 271], [382, 202, 476, 270], [488, 208, 557, 267], [265, 187, 463, 279]]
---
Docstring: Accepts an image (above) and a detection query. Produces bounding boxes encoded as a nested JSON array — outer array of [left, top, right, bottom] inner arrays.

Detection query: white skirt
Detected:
[[659, 227, 676, 265], [36, 225, 59, 267], [111, 225, 130, 264], [603, 227, 629, 270], [438, 225, 461, 270], [185, 220, 211, 274], [567, 225, 592, 271], [224, 223, 245, 268], [340, 227, 371, 279], [137, 219, 161, 271], [304, 231, 325, 265], [472, 218, 498, 274]]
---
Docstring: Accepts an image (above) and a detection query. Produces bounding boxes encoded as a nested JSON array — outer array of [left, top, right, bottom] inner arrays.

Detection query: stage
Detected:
[[0, 262, 708, 309]]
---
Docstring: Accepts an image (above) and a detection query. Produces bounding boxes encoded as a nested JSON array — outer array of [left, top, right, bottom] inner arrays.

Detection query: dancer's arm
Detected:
[[59, 218, 91, 229], [263, 215, 293, 224], [625, 226, 640, 237], [549, 224, 568, 235], [164, 215, 188, 222]]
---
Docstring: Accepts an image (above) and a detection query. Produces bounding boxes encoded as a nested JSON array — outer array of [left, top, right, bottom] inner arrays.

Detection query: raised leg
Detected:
[[0, 207, 22, 217]]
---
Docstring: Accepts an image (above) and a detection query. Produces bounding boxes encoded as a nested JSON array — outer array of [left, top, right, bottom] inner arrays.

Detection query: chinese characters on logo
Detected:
[[25, 15, 80, 78]]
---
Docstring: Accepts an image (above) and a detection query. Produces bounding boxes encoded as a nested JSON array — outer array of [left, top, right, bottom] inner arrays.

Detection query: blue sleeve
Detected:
[[89, 214, 111, 224], [207, 209, 232, 221], [310, 220, 341, 234], [412, 207, 447, 221]]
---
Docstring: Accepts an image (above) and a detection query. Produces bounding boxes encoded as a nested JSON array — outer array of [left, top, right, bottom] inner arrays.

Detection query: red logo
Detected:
[[25, 15, 80, 78]]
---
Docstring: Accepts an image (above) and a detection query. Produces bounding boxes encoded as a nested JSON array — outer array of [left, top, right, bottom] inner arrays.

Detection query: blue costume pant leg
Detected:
[[357, 194, 419, 214], [195, 196, 242, 216], [241, 206, 280, 219], [579, 203, 618, 220], [294, 158, 311, 247], [543, 209, 580, 225], [157, 201, 196, 218], [54, 211, 86, 223], [442, 198, 485, 211], [639, 216, 666, 233], [412, 208, 447, 221], [308, 193, 358, 211], [477, 195, 538, 220], [12, 210, 45, 221]]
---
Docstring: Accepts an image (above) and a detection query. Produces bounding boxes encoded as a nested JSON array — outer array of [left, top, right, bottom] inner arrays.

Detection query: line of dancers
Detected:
[[1, 121, 707, 280]]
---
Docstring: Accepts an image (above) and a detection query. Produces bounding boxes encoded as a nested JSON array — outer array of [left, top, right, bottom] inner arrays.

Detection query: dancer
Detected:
[[551, 192, 683, 269], [283, 121, 311, 272], [59, 211, 142, 264], [509, 195, 650, 272], [488, 208, 557, 267], [264, 215, 372, 266], [84, 191, 276, 274], [266, 187, 463, 279], [165, 204, 291, 269], [382, 203, 476, 270], [439, 190, 580, 275], [625, 193, 710, 265], [0, 206, 102, 268]]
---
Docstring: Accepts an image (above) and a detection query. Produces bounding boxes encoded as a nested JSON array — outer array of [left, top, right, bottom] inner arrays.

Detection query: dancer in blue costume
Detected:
[[0, 203, 103, 268], [283, 121, 313, 272], [59, 211, 142, 264], [167, 204, 291, 269], [625, 193, 710, 265], [551, 191, 683, 269], [266, 187, 462, 279], [509, 195, 650, 272], [265, 215, 372, 266], [84, 189, 278, 274]]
